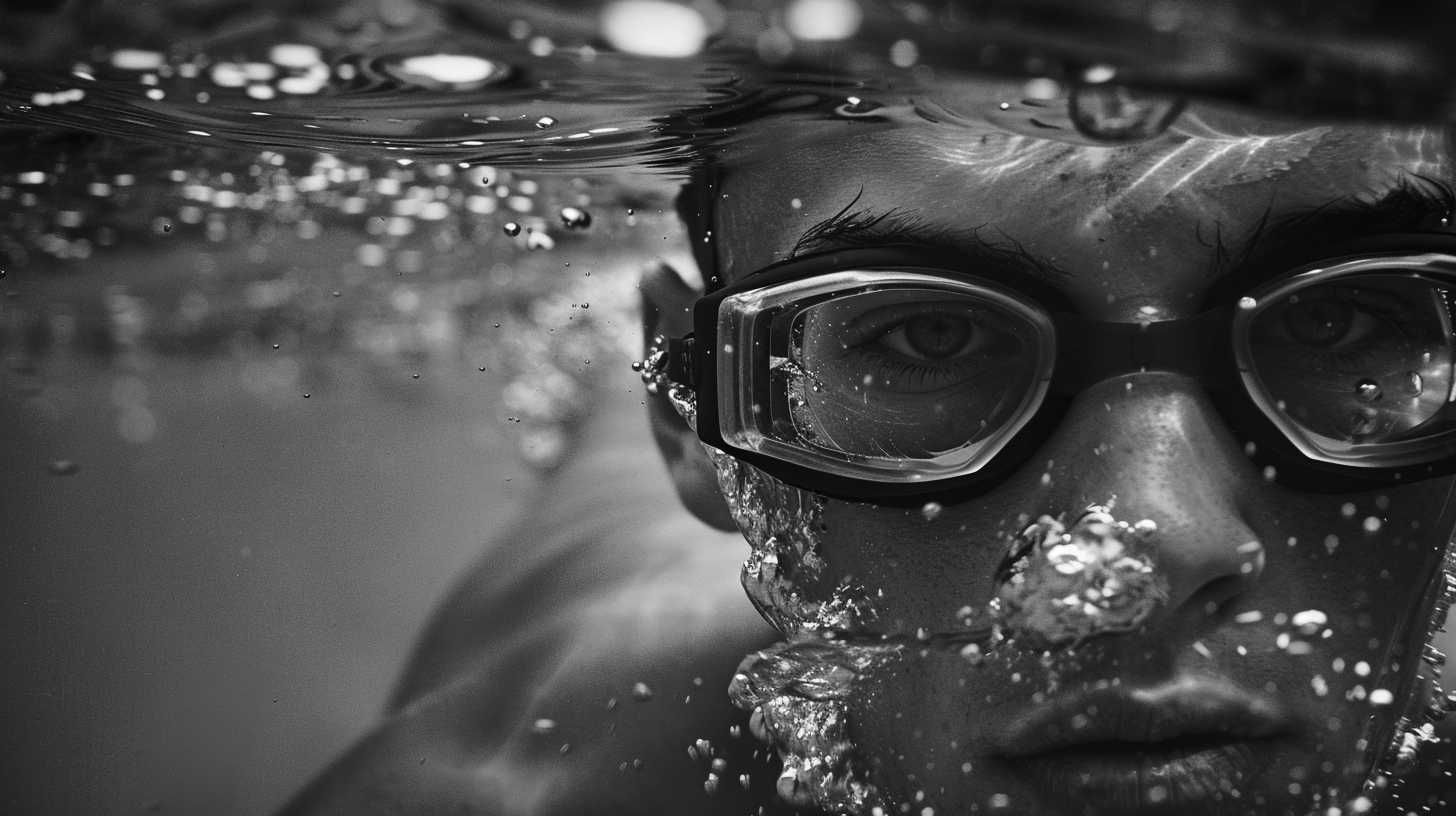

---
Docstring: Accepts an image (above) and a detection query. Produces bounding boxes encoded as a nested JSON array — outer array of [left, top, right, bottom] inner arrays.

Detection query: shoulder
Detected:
[[278, 383, 783, 816]]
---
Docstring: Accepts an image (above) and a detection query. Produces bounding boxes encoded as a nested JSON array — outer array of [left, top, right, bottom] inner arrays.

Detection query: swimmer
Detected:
[[280, 32, 1456, 816]]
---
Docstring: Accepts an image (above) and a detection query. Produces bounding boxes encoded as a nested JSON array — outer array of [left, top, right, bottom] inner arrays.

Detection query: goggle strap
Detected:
[[666, 335, 697, 388]]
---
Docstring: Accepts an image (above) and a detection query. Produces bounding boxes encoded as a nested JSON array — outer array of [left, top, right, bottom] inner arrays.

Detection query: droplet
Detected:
[[1349, 411, 1374, 433], [1237, 296, 1257, 310], [1405, 371, 1424, 395], [48, 459, 80, 476], [1291, 609, 1328, 632], [1068, 84, 1184, 143], [632, 681, 654, 701], [600, 0, 710, 57], [532, 718, 558, 734], [503, 221, 522, 236], [920, 502, 943, 521], [835, 95, 882, 116], [384, 53, 510, 90], [559, 206, 592, 229], [1354, 379, 1381, 401], [535, 115, 557, 129]]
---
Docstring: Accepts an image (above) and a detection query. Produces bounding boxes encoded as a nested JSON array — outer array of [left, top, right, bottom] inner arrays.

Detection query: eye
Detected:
[[878, 312, 979, 360], [1279, 294, 1378, 349]]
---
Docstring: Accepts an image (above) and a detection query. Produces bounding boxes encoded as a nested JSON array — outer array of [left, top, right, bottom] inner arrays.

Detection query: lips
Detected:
[[992, 677, 1294, 814]]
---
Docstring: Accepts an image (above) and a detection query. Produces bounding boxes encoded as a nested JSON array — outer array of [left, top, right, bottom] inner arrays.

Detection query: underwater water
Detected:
[[6, 1, 1456, 815]]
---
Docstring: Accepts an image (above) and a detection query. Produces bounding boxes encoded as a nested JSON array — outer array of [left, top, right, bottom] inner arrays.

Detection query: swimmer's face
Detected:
[[656, 120, 1456, 814]]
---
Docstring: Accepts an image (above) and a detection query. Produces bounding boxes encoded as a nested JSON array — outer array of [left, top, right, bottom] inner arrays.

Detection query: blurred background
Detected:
[[0, 130, 680, 815]]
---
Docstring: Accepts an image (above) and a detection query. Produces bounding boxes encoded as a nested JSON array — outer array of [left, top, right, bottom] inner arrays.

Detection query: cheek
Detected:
[[813, 501, 1023, 635], [1243, 482, 1454, 639]]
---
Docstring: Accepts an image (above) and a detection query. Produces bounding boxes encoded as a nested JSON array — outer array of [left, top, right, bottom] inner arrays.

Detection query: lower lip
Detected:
[[1009, 740, 1261, 815]]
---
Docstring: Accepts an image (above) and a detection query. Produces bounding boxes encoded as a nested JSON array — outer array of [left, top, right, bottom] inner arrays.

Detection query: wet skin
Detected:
[[669, 122, 1456, 814]]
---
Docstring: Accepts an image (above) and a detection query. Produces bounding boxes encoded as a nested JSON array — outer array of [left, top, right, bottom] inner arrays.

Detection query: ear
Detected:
[[641, 259, 737, 532]]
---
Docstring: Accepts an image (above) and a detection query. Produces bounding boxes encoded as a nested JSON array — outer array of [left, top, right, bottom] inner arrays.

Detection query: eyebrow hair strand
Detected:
[[788, 197, 1069, 282], [790, 188, 898, 257]]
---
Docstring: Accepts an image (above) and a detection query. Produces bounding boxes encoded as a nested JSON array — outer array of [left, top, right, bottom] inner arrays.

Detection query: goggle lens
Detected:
[[1238, 260, 1456, 467], [792, 287, 1048, 457], [716, 271, 1055, 482]]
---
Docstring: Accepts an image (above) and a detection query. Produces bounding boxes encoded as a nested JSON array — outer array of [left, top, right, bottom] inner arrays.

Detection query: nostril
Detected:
[[1189, 574, 1249, 617]]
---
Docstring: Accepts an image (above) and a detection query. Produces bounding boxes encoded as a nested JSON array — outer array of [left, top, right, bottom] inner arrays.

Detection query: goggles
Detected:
[[650, 244, 1456, 503]]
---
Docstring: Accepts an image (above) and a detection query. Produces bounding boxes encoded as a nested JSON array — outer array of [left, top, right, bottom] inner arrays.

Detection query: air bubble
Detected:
[[384, 53, 509, 90], [503, 221, 522, 236], [535, 115, 558, 129], [836, 96, 883, 116], [1068, 84, 1184, 143], [1354, 379, 1381, 401], [559, 206, 592, 229], [1406, 371, 1424, 395], [1349, 411, 1374, 433]]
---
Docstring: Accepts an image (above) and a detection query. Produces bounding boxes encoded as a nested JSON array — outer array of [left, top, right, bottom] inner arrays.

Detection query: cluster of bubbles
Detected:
[[0, 130, 663, 471]]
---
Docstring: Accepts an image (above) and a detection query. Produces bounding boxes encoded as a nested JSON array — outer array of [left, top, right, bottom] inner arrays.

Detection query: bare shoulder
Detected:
[[277, 384, 783, 816]]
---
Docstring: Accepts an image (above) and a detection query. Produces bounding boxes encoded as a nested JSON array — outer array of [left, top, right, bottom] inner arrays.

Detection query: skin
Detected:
[[649, 120, 1456, 815]]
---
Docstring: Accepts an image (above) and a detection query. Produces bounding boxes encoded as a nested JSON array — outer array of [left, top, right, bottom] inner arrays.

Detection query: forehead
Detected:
[[715, 123, 1451, 314]]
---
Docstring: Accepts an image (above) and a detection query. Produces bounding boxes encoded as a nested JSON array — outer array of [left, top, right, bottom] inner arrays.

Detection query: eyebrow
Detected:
[[788, 189, 1070, 284], [1206, 174, 1456, 297], [788, 176, 1456, 297]]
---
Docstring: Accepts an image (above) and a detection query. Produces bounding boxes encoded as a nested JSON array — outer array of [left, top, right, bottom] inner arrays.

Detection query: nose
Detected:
[[1030, 372, 1263, 619]]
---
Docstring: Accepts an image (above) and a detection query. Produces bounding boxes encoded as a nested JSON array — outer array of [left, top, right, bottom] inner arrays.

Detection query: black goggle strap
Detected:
[[663, 335, 697, 389]]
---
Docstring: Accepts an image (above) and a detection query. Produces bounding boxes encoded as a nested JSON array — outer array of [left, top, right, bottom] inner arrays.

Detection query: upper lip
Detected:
[[994, 676, 1294, 758]]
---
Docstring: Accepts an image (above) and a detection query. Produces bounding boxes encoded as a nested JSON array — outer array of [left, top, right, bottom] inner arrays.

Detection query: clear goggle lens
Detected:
[[716, 270, 1056, 483], [1237, 257, 1456, 467]]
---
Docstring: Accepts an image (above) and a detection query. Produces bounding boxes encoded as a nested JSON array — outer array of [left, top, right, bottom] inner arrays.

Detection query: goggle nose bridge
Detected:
[[1050, 309, 1236, 397]]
